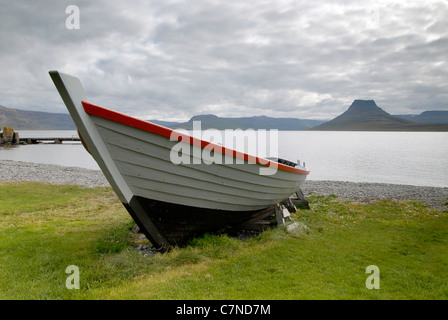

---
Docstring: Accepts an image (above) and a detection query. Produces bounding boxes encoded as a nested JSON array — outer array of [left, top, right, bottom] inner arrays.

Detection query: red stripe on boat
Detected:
[[82, 101, 310, 175]]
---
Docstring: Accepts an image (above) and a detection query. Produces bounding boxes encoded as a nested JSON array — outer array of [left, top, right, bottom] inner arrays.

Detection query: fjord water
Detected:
[[0, 130, 99, 170], [0, 130, 447, 188], [277, 131, 448, 188]]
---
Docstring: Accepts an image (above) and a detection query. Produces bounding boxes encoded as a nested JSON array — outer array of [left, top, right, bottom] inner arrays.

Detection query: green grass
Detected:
[[0, 182, 447, 299]]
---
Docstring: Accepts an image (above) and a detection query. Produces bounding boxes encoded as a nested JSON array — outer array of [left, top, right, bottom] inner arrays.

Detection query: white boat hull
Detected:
[[49, 71, 309, 248]]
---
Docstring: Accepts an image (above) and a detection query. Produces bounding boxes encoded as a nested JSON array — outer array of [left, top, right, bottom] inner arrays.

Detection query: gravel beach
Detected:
[[0, 160, 109, 188], [301, 180, 448, 210], [1, 160, 447, 210]]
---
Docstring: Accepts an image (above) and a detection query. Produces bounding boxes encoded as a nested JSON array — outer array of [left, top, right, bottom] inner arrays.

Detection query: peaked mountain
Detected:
[[312, 100, 448, 131], [0, 105, 76, 130]]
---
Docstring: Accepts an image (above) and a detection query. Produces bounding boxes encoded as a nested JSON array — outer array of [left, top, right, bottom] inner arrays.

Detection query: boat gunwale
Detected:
[[82, 101, 310, 175]]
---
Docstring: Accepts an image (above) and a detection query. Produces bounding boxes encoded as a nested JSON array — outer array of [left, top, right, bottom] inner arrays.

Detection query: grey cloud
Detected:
[[0, 0, 447, 121]]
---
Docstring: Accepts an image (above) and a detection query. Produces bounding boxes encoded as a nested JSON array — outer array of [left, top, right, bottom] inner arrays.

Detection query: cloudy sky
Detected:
[[1, 0, 447, 121]]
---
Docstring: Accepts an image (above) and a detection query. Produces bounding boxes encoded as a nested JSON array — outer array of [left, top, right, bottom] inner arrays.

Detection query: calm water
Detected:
[[276, 131, 448, 188], [0, 130, 99, 170], [1, 130, 447, 187]]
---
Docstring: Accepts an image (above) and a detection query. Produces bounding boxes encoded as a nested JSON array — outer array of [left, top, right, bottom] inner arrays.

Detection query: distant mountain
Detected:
[[151, 114, 325, 130], [0, 105, 75, 130], [6, 100, 446, 132], [312, 100, 448, 131], [394, 111, 448, 125], [150, 119, 184, 128], [1, 104, 324, 131]]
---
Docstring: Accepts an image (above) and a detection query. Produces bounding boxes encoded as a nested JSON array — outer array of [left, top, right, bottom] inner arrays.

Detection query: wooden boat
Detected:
[[49, 71, 309, 249]]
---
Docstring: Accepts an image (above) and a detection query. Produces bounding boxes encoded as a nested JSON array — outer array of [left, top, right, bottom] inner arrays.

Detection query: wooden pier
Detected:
[[19, 137, 81, 144], [1, 126, 81, 145]]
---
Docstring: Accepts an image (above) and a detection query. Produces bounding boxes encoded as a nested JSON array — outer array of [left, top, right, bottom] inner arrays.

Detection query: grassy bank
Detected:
[[0, 181, 447, 299]]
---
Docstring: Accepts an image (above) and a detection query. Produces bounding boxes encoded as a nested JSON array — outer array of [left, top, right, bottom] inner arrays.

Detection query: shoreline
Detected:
[[1, 160, 447, 210], [0, 160, 109, 188], [302, 180, 448, 210]]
